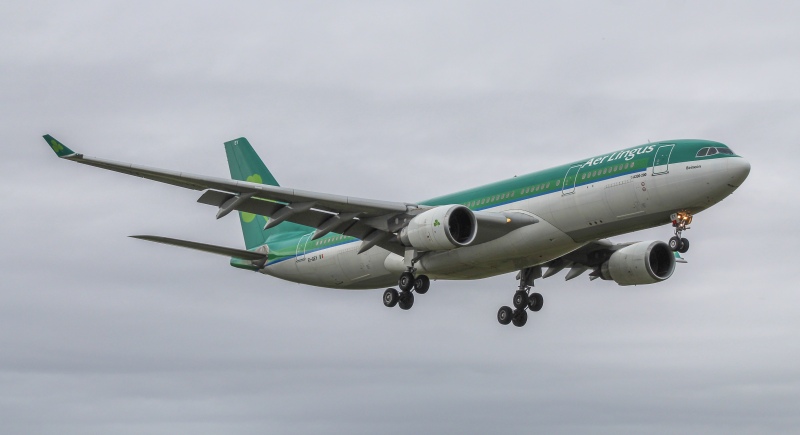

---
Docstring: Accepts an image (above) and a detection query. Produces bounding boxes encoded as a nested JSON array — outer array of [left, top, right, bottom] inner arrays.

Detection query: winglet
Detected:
[[42, 134, 77, 158]]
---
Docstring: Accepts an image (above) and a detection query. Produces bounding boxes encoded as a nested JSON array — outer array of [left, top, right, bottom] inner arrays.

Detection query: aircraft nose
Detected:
[[727, 157, 751, 187]]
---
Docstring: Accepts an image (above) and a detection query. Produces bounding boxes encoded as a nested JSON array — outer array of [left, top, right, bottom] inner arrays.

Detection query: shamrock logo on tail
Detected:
[[50, 139, 64, 153]]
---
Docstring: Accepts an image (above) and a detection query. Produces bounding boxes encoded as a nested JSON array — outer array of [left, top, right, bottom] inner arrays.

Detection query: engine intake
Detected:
[[399, 205, 477, 251], [600, 241, 676, 286]]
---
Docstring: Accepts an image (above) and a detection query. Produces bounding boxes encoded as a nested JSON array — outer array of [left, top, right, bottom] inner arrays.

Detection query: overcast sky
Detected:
[[2, 1, 799, 434]]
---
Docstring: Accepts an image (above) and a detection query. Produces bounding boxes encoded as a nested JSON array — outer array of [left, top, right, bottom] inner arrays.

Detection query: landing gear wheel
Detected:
[[513, 290, 529, 309], [679, 238, 690, 254], [497, 306, 513, 325], [511, 309, 528, 327], [398, 272, 414, 292], [528, 292, 544, 312], [669, 236, 682, 252], [398, 290, 414, 310], [383, 288, 399, 308], [413, 275, 430, 294]]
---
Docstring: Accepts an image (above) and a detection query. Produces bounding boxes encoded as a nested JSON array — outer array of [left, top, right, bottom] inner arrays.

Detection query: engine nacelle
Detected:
[[600, 241, 676, 286], [399, 205, 477, 251]]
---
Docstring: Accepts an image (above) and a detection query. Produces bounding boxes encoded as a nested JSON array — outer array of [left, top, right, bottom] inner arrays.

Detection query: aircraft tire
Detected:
[[497, 306, 513, 325], [528, 292, 544, 312], [383, 288, 399, 308], [398, 290, 414, 310], [414, 275, 430, 294], [679, 238, 690, 253], [398, 272, 414, 292], [513, 290, 529, 309], [669, 236, 682, 252], [511, 309, 528, 327]]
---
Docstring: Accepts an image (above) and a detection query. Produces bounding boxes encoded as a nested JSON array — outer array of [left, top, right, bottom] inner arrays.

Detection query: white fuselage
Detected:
[[261, 155, 750, 290]]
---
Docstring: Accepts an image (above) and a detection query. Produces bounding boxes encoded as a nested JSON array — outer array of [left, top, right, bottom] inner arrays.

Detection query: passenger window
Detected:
[[630, 162, 635, 167], [546, 182, 550, 188], [555, 180, 560, 186], [581, 174, 586, 180]]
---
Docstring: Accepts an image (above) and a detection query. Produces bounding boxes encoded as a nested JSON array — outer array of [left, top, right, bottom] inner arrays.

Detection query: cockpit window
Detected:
[[697, 146, 735, 158]]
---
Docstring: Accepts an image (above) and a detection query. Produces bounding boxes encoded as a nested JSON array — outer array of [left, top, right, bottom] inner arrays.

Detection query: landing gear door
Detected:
[[561, 165, 582, 195], [652, 144, 675, 175]]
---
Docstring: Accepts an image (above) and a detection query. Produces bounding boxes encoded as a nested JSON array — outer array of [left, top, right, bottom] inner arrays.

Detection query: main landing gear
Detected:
[[498, 266, 544, 327], [668, 211, 693, 254], [383, 249, 430, 311], [383, 271, 430, 311]]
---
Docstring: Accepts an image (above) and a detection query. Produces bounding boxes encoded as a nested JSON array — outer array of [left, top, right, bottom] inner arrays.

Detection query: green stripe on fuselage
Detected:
[[422, 139, 737, 209]]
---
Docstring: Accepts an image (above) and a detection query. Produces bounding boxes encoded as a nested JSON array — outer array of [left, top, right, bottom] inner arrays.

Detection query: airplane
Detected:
[[42, 134, 750, 327]]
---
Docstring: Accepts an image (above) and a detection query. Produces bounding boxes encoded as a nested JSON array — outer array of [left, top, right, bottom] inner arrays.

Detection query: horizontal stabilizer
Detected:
[[130, 235, 266, 261]]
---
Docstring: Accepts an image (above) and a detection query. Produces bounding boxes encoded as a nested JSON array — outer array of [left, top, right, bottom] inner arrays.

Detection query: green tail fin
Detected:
[[224, 137, 306, 249], [42, 134, 76, 157]]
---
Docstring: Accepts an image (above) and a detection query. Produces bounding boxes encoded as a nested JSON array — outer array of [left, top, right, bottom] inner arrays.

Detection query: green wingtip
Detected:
[[42, 134, 76, 157]]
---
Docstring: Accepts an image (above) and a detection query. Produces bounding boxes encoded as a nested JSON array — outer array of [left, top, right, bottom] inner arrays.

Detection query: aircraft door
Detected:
[[652, 144, 675, 175], [296, 233, 312, 261], [561, 165, 582, 195]]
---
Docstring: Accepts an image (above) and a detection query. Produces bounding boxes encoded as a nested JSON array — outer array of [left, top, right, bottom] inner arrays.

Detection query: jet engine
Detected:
[[399, 205, 477, 251], [599, 241, 676, 286]]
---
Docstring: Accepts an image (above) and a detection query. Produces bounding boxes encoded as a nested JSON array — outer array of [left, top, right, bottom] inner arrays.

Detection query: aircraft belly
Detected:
[[265, 243, 395, 290], [414, 214, 580, 278]]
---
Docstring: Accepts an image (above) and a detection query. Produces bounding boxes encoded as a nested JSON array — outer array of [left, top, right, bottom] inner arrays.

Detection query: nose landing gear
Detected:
[[669, 211, 692, 254], [498, 266, 544, 327]]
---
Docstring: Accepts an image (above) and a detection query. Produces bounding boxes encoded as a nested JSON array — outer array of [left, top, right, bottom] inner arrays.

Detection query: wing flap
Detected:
[[196, 189, 402, 254]]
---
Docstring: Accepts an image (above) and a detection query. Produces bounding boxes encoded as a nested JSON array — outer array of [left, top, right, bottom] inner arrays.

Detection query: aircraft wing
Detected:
[[43, 135, 534, 254]]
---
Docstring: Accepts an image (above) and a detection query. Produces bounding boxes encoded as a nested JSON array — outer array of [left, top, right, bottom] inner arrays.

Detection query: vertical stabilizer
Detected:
[[224, 137, 305, 249]]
